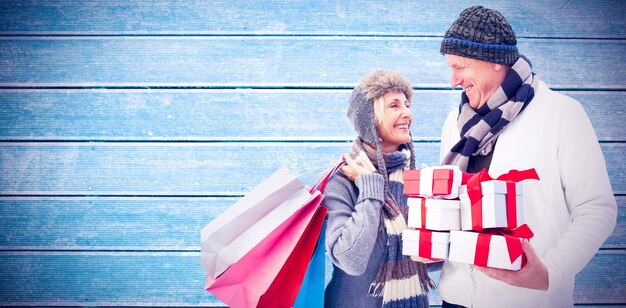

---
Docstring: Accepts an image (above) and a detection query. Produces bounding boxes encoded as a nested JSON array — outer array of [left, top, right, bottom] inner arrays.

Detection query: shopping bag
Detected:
[[205, 190, 324, 308], [256, 205, 327, 307], [204, 162, 344, 307], [201, 167, 313, 279], [289, 162, 343, 307], [293, 221, 327, 308]]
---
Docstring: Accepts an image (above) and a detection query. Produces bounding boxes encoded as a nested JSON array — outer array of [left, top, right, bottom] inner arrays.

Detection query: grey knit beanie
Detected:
[[440, 5, 519, 65]]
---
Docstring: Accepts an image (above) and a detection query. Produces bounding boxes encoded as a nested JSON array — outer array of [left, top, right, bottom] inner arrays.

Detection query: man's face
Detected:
[[445, 54, 503, 109]]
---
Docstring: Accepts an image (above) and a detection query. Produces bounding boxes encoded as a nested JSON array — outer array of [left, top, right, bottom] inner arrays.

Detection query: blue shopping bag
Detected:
[[293, 221, 326, 308]]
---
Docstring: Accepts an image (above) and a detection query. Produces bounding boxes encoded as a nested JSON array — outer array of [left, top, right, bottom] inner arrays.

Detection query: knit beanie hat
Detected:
[[440, 5, 519, 65], [347, 70, 416, 178]]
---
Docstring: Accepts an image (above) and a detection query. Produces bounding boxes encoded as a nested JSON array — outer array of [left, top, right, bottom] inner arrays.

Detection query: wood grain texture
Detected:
[[1, 142, 624, 195], [0, 37, 624, 89], [573, 251, 626, 304], [0, 251, 622, 306], [0, 197, 233, 250], [1, 197, 623, 250], [0, 0, 624, 306], [0, 142, 434, 194], [0, 1, 624, 38], [1, 89, 624, 141]]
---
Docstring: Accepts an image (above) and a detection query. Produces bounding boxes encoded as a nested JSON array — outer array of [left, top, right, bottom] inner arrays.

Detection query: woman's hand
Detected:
[[340, 153, 371, 181], [411, 255, 443, 264]]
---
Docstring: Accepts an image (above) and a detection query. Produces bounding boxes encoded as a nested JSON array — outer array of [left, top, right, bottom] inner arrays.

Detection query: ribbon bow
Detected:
[[475, 224, 535, 267], [466, 168, 540, 230]]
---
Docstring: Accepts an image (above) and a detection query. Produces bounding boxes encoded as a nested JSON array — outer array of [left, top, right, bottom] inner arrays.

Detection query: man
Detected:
[[437, 5, 617, 307]]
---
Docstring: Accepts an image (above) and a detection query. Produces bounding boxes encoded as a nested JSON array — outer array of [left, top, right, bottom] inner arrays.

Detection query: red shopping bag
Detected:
[[205, 190, 323, 308], [257, 205, 327, 307], [257, 162, 344, 307], [293, 220, 327, 308], [204, 162, 343, 308]]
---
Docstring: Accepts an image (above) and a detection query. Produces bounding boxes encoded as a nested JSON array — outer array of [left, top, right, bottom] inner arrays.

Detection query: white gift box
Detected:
[[402, 229, 450, 260], [448, 230, 523, 270], [459, 180, 524, 230], [407, 197, 461, 231]]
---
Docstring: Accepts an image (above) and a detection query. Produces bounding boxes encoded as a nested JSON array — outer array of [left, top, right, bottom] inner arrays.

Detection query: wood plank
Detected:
[[0, 197, 232, 250], [0, 37, 624, 89], [0, 142, 623, 195], [1, 89, 624, 141], [603, 196, 626, 249], [0, 252, 219, 306], [0, 1, 624, 38], [2, 197, 622, 250], [574, 250, 626, 304], [0, 251, 622, 306], [0, 142, 367, 195]]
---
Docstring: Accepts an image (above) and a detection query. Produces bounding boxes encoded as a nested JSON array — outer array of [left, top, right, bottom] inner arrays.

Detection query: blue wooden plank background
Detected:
[[0, 1, 624, 306]]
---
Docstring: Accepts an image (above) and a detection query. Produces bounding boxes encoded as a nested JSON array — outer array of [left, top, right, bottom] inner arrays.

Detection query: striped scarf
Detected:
[[349, 138, 433, 307], [442, 55, 538, 171]]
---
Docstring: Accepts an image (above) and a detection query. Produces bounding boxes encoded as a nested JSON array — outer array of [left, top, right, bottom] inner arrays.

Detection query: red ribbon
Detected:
[[506, 181, 516, 229], [467, 168, 540, 231], [418, 230, 433, 259], [420, 198, 427, 228], [474, 233, 491, 267], [461, 171, 474, 185], [404, 168, 462, 196], [473, 224, 535, 267]]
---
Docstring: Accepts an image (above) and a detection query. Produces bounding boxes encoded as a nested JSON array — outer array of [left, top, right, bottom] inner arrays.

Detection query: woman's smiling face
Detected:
[[376, 90, 412, 153]]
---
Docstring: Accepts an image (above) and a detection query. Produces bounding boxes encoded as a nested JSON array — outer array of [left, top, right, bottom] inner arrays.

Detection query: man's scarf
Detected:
[[442, 55, 538, 171], [349, 138, 434, 306]]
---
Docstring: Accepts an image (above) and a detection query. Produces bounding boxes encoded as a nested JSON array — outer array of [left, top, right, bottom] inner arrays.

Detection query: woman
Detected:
[[323, 70, 434, 307]]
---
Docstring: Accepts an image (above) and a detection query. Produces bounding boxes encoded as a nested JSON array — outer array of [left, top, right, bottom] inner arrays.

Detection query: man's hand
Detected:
[[475, 239, 549, 290]]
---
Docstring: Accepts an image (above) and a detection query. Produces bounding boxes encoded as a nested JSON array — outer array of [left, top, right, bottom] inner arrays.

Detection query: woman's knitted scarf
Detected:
[[349, 138, 434, 307], [441, 55, 538, 171]]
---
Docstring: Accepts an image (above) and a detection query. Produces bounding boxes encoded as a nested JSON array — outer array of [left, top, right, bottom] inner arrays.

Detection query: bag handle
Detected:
[[312, 161, 346, 193]]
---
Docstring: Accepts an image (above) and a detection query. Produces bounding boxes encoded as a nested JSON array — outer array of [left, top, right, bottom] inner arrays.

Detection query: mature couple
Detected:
[[322, 5, 617, 308]]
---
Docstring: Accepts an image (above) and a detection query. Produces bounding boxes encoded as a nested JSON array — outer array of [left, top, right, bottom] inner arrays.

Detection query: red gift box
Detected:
[[404, 169, 452, 195], [403, 169, 422, 196], [432, 169, 454, 194]]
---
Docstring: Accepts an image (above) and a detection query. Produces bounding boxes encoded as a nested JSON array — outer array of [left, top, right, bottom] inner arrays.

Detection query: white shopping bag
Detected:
[[201, 167, 313, 279]]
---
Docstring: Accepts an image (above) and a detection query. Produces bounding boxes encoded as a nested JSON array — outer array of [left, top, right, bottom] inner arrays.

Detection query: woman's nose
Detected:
[[403, 105, 412, 118]]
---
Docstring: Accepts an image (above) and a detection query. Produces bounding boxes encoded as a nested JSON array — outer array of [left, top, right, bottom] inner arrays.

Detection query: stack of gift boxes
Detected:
[[402, 166, 538, 270]]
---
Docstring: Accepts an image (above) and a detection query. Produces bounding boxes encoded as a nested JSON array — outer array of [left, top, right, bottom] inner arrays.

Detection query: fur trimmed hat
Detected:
[[347, 70, 413, 144], [346, 70, 417, 184]]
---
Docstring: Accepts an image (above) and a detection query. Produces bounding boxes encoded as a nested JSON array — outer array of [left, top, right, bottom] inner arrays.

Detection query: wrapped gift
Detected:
[[402, 229, 450, 260], [447, 229, 532, 270], [403, 165, 465, 199], [407, 197, 461, 231], [459, 181, 524, 230], [459, 168, 539, 231]]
